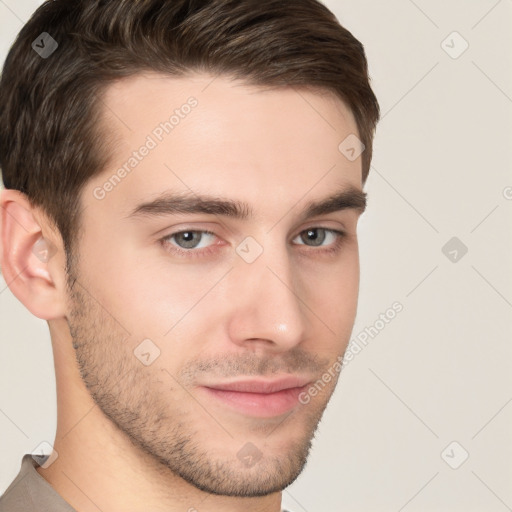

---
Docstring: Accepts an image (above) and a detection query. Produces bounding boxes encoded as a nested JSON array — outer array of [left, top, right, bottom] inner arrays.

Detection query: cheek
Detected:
[[310, 244, 360, 294], [83, 237, 218, 330], [303, 251, 360, 338]]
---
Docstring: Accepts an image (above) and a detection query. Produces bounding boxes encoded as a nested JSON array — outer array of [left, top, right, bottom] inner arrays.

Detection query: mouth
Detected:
[[198, 376, 311, 418]]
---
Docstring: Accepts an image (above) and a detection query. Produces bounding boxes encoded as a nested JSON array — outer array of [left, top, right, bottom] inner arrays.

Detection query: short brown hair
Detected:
[[0, 0, 379, 265]]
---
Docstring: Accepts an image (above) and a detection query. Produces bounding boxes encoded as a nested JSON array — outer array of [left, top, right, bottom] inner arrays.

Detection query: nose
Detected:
[[226, 244, 308, 353]]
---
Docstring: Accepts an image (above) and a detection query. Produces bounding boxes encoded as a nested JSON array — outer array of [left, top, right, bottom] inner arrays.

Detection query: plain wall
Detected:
[[1, 1, 511, 511]]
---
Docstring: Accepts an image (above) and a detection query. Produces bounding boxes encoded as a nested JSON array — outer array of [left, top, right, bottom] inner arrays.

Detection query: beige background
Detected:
[[1, 1, 511, 511]]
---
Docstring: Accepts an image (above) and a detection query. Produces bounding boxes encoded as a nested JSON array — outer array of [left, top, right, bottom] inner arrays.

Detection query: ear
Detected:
[[0, 188, 67, 320]]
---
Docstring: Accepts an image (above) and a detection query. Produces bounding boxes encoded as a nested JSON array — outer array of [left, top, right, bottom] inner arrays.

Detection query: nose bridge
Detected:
[[227, 238, 308, 349]]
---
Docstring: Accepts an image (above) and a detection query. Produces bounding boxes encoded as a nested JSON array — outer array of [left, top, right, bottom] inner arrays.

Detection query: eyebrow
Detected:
[[126, 186, 367, 221]]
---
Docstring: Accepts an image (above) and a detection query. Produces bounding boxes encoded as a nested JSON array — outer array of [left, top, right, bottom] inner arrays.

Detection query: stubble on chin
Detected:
[[64, 264, 340, 497]]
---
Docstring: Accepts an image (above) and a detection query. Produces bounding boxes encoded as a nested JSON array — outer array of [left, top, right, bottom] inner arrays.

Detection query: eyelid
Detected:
[[157, 218, 347, 241]]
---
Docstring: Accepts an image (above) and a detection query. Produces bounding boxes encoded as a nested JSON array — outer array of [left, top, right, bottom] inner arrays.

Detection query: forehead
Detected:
[[86, 72, 362, 221]]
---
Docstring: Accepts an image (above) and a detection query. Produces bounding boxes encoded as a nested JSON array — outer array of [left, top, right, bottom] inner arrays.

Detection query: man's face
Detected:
[[66, 73, 364, 496]]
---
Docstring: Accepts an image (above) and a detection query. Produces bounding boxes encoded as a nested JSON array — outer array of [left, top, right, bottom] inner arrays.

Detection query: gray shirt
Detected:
[[0, 454, 293, 512], [0, 454, 75, 512]]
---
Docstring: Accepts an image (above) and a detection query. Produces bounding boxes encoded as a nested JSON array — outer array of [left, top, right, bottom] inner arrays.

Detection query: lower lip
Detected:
[[200, 385, 309, 418]]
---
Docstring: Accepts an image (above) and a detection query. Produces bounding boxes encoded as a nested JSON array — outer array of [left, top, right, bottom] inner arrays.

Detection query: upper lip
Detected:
[[202, 376, 311, 394]]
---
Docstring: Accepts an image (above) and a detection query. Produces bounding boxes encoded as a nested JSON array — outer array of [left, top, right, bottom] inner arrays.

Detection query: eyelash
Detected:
[[159, 227, 347, 259]]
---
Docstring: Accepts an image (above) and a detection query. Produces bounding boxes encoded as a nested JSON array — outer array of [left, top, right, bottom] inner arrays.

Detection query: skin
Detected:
[[0, 72, 365, 512]]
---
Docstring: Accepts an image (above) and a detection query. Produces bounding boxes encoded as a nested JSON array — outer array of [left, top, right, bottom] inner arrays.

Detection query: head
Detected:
[[0, 0, 379, 499]]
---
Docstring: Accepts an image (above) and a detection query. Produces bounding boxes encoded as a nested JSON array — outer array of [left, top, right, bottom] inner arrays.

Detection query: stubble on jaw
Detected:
[[63, 258, 342, 497]]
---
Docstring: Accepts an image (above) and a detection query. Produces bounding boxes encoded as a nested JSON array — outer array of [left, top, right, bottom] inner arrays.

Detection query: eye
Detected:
[[292, 227, 346, 248], [162, 230, 217, 251], [159, 227, 347, 258]]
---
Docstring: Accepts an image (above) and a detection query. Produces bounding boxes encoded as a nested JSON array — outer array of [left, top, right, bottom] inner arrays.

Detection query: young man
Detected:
[[0, 0, 379, 510]]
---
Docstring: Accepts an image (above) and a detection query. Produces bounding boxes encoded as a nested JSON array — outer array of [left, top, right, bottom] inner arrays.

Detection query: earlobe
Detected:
[[0, 188, 67, 320]]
